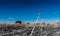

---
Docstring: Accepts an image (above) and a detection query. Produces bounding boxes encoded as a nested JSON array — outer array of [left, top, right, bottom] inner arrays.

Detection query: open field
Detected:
[[0, 24, 60, 36], [0, 24, 60, 28]]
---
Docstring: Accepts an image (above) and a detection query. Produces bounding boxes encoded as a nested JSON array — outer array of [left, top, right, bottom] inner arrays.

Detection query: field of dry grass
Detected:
[[0, 23, 60, 28]]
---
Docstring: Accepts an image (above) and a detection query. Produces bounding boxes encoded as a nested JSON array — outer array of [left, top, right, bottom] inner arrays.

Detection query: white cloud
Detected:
[[36, 18, 60, 24], [8, 17, 14, 20], [40, 19, 45, 20]]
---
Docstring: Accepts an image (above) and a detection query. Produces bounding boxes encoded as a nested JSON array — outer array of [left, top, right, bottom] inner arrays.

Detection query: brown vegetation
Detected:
[[0, 23, 60, 28]]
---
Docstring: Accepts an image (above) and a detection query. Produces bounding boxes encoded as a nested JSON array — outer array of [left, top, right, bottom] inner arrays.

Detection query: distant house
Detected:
[[36, 23, 40, 25], [15, 21, 22, 24]]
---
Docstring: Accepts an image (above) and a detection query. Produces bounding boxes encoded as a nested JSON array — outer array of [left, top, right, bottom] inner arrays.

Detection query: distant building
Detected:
[[15, 21, 22, 24], [36, 23, 40, 25], [42, 23, 45, 25], [14, 20, 24, 27]]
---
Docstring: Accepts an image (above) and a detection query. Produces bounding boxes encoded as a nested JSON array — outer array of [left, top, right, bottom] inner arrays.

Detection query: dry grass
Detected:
[[0, 23, 60, 28]]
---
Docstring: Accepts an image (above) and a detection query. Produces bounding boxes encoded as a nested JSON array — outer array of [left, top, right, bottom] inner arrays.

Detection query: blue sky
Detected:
[[0, 0, 60, 24]]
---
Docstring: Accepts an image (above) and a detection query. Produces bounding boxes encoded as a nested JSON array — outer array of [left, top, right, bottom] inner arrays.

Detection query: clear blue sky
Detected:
[[0, 0, 60, 24]]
